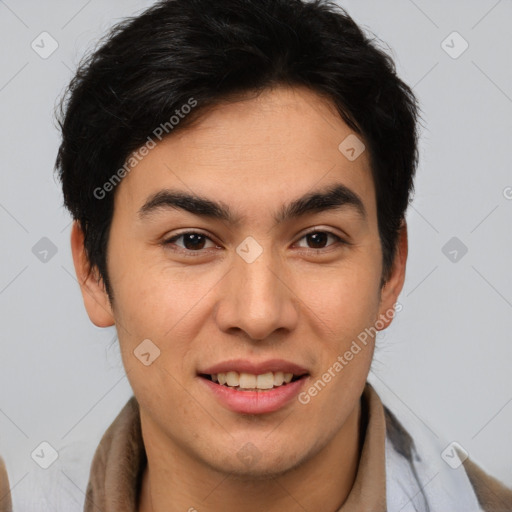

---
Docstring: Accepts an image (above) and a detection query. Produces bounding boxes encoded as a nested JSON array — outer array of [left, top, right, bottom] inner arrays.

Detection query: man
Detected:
[[48, 0, 512, 510]]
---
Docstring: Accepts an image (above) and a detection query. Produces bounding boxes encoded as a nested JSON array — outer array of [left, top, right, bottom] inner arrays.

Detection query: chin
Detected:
[[221, 461, 298, 481], [204, 446, 307, 481]]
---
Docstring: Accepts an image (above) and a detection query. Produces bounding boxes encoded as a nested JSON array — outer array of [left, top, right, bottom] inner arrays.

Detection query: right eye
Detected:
[[162, 231, 219, 254]]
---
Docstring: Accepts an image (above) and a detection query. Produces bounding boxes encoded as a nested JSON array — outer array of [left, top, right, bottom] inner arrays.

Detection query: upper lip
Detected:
[[199, 359, 309, 376]]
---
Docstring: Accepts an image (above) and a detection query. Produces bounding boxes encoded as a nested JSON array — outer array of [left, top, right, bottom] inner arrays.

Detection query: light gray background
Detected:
[[0, 0, 511, 508]]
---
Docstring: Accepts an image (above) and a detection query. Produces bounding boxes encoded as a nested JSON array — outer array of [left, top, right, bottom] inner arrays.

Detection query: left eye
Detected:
[[295, 231, 344, 250]]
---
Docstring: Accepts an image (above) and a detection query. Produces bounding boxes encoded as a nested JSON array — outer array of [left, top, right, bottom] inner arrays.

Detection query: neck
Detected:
[[138, 401, 363, 512]]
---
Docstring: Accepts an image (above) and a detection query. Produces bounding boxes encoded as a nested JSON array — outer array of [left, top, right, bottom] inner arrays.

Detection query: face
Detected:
[[73, 85, 406, 478]]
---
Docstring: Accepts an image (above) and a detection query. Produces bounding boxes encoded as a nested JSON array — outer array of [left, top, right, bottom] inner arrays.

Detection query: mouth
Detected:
[[199, 371, 308, 392], [197, 359, 311, 414]]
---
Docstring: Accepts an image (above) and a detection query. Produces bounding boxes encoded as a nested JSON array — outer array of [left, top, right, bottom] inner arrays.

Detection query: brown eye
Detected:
[[295, 231, 345, 250], [164, 232, 217, 252]]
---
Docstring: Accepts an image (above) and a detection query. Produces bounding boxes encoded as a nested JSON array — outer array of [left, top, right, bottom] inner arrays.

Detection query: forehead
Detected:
[[115, 85, 376, 222]]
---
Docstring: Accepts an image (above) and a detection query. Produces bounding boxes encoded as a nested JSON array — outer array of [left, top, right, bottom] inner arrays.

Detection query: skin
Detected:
[[71, 85, 407, 512]]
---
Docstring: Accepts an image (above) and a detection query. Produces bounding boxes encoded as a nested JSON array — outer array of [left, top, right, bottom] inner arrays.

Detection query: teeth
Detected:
[[239, 373, 257, 389], [226, 371, 239, 387], [211, 371, 297, 390], [256, 373, 274, 389], [273, 371, 284, 386]]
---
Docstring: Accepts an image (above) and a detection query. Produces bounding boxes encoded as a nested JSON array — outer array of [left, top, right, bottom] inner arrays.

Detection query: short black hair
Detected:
[[55, 0, 421, 298]]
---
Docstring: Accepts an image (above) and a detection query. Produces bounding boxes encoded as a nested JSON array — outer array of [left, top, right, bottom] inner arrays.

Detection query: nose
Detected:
[[214, 243, 299, 342]]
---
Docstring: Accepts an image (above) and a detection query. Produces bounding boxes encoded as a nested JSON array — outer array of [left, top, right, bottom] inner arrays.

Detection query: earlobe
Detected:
[[376, 221, 408, 330], [70, 221, 115, 328]]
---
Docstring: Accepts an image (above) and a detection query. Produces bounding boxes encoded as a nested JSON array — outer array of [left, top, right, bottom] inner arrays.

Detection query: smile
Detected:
[[198, 372, 310, 414], [200, 371, 305, 391]]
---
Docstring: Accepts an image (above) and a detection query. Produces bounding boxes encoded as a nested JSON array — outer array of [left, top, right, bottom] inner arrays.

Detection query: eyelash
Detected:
[[162, 229, 349, 256]]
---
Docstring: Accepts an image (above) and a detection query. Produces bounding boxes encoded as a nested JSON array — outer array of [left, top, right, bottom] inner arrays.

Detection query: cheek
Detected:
[[109, 255, 227, 387], [296, 260, 382, 345], [301, 266, 380, 418], [109, 249, 207, 334]]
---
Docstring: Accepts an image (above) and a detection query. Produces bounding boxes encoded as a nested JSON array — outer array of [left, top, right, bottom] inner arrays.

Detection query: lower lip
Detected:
[[198, 376, 309, 414]]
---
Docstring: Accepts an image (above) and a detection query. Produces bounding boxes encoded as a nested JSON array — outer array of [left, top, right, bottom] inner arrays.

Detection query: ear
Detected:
[[70, 221, 115, 327], [375, 220, 408, 330]]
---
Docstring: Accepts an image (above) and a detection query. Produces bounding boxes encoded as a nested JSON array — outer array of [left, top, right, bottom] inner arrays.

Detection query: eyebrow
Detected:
[[138, 183, 367, 224]]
